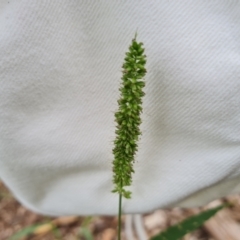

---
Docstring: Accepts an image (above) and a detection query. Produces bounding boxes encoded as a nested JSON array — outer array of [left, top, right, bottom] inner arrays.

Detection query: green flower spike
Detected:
[[112, 35, 147, 199]]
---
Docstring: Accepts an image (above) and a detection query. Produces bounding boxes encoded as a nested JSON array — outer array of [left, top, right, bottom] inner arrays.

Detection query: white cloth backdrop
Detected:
[[0, 0, 240, 216]]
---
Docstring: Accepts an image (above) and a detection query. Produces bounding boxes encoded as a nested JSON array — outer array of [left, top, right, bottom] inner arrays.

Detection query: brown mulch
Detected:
[[1, 181, 240, 240]]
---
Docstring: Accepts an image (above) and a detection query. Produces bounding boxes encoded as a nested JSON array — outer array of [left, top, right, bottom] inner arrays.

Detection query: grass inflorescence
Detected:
[[112, 35, 147, 199]]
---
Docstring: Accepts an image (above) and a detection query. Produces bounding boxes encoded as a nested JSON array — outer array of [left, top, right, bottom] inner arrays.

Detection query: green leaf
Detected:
[[151, 204, 226, 240], [79, 227, 93, 240], [9, 224, 42, 240], [78, 217, 93, 240]]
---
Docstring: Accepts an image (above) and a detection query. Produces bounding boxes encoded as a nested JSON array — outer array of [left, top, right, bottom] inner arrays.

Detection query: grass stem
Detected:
[[118, 192, 122, 240]]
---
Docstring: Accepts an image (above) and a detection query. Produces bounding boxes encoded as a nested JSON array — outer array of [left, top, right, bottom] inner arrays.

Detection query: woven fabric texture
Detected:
[[0, 1, 240, 216]]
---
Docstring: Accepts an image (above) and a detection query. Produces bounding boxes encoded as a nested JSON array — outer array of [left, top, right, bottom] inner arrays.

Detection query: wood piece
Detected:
[[204, 200, 240, 240], [52, 216, 78, 226]]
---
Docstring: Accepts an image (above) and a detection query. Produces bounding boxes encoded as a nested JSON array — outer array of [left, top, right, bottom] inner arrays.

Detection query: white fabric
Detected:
[[1, 0, 240, 216]]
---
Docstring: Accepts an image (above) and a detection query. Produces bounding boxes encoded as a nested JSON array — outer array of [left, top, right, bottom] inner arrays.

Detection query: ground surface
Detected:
[[1, 181, 240, 240]]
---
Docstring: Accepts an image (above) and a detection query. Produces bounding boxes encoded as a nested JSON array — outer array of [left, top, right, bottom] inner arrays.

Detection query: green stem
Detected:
[[118, 187, 122, 240]]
